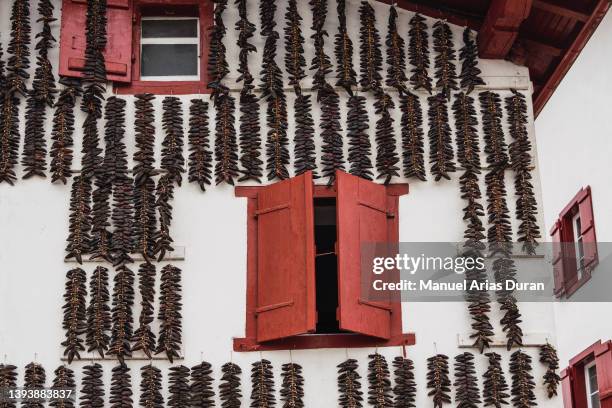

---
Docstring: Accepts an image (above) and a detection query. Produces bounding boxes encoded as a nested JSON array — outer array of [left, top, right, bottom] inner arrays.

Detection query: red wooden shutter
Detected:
[[59, 0, 133, 82], [336, 170, 392, 339], [561, 367, 575, 408], [255, 172, 316, 342], [596, 341, 612, 407], [578, 187, 598, 269], [551, 220, 566, 297]]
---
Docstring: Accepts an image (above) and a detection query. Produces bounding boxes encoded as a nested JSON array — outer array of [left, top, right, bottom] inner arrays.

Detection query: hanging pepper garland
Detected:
[[86, 265, 111, 359], [220, 362, 242, 408], [50, 365, 76, 408], [0, 363, 18, 408], [286, 0, 316, 178], [156, 264, 183, 363], [510, 351, 537, 408], [453, 352, 481, 408], [452, 92, 493, 353], [131, 263, 156, 358], [250, 359, 276, 407], [190, 361, 215, 407], [359, 1, 383, 92], [80, 364, 105, 408], [374, 91, 399, 184], [109, 364, 132, 408], [480, 90, 524, 350], [281, 362, 304, 408], [433, 21, 458, 100], [207, 0, 230, 101], [108, 265, 135, 363], [392, 356, 416, 407], [140, 364, 164, 408], [50, 78, 81, 184], [347, 94, 372, 180], [386, 5, 408, 94], [133, 93, 157, 185], [367, 353, 392, 408], [0, 93, 20, 185], [334, 0, 357, 95], [236, 0, 261, 183], [426, 354, 451, 408], [21, 0, 57, 179], [506, 90, 540, 254], [337, 358, 363, 408], [65, 175, 93, 264], [161, 96, 185, 187], [61, 267, 87, 364], [213, 92, 239, 185], [428, 93, 456, 181], [187, 99, 213, 190], [133, 178, 157, 262], [400, 91, 426, 181], [169, 365, 192, 408], [311, 0, 344, 185], [539, 343, 560, 399], [153, 174, 176, 261], [110, 176, 135, 267], [483, 352, 510, 407], [459, 28, 485, 94], [23, 363, 46, 408], [408, 14, 433, 93]]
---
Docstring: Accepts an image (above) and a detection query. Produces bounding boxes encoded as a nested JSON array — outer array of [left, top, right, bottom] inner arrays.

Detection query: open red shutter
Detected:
[[255, 172, 316, 342], [59, 0, 133, 82], [336, 170, 392, 339], [578, 187, 598, 269], [551, 220, 566, 297], [596, 341, 612, 407], [561, 367, 575, 408]]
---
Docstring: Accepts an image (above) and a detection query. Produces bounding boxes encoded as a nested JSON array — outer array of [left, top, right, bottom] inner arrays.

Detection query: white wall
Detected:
[[535, 11, 612, 368], [0, 0, 560, 406]]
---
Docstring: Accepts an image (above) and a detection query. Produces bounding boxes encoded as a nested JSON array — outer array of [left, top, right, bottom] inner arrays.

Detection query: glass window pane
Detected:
[[592, 394, 601, 408], [141, 44, 198, 77], [142, 19, 198, 38], [589, 365, 599, 391]]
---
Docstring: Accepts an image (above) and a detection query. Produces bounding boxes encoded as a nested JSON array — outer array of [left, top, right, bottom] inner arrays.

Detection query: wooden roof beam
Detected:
[[532, 0, 590, 22], [478, 0, 533, 59]]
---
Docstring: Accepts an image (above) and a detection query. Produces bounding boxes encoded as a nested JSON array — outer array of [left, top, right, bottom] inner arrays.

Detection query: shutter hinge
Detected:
[[386, 211, 395, 219]]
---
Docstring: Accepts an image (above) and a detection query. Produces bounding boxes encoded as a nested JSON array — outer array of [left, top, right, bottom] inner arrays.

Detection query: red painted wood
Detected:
[[478, 0, 532, 58], [336, 170, 392, 340], [596, 341, 612, 407], [114, 0, 213, 95], [561, 367, 575, 408], [254, 172, 316, 342], [551, 220, 566, 297], [578, 187, 598, 270], [59, 0, 133, 82], [234, 179, 409, 351]]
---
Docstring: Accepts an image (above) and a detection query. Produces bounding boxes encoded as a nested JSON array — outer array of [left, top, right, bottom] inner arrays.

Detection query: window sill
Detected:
[[113, 80, 210, 95], [233, 332, 415, 352]]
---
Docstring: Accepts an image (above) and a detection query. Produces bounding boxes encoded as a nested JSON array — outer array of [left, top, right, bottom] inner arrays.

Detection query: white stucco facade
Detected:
[[0, 0, 565, 406]]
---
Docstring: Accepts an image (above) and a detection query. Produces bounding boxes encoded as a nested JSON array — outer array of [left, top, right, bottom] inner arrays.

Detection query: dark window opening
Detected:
[[314, 198, 341, 334]]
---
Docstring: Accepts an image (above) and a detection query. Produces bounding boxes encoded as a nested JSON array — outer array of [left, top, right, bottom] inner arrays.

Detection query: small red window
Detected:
[[550, 186, 598, 298], [561, 340, 612, 408], [233, 170, 414, 351], [58, 0, 213, 94]]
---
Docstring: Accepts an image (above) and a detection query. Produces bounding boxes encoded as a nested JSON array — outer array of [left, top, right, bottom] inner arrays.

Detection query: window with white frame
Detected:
[[140, 17, 200, 81], [572, 212, 585, 279], [585, 360, 601, 408]]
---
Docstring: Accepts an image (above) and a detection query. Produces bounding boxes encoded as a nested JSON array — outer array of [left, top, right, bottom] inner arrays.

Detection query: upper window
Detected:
[[58, 0, 213, 94], [585, 361, 601, 408], [140, 17, 200, 81], [551, 186, 598, 298], [233, 171, 413, 351]]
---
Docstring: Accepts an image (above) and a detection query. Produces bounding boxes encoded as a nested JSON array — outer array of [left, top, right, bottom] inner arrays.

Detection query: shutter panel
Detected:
[[596, 341, 612, 407], [578, 187, 598, 269], [59, 0, 133, 82], [551, 220, 566, 297], [255, 172, 316, 342], [561, 367, 575, 408], [336, 170, 392, 339]]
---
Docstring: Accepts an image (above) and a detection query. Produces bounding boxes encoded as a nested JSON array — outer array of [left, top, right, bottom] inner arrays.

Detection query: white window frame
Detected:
[[572, 212, 585, 280], [140, 16, 201, 82], [585, 360, 600, 408]]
